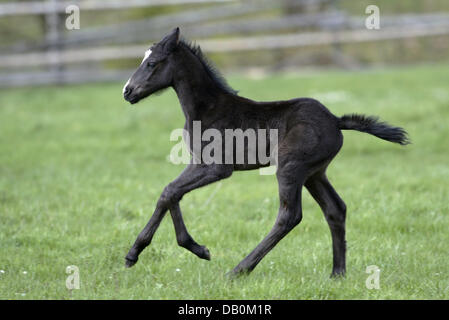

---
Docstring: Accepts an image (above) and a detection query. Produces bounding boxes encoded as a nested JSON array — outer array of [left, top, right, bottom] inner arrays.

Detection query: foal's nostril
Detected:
[[124, 86, 133, 97]]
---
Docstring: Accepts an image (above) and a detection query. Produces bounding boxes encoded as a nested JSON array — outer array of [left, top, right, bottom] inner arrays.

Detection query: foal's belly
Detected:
[[233, 162, 271, 171]]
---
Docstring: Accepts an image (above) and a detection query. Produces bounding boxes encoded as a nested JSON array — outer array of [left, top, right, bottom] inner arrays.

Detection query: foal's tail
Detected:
[[338, 114, 410, 145]]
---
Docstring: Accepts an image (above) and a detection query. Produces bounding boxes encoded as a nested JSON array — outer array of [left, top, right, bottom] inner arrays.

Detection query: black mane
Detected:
[[179, 39, 238, 95]]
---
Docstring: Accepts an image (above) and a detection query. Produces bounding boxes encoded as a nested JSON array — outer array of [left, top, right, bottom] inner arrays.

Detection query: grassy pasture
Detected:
[[0, 63, 448, 299]]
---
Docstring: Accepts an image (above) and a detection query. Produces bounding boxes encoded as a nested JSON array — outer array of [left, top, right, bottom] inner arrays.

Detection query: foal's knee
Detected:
[[276, 207, 303, 232], [158, 184, 181, 208], [290, 213, 303, 228]]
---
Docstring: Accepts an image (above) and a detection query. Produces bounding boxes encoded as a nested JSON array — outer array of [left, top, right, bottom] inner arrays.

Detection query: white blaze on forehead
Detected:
[[141, 48, 152, 65], [123, 48, 152, 94]]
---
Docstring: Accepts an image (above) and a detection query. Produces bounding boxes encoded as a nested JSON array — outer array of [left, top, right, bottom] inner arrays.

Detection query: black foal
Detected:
[[122, 28, 409, 277]]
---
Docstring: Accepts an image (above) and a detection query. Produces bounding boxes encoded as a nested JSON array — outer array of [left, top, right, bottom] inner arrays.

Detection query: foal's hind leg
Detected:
[[231, 164, 305, 275], [305, 172, 347, 277]]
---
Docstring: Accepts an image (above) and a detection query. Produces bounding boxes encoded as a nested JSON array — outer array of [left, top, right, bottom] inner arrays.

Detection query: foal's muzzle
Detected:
[[123, 85, 140, 104]]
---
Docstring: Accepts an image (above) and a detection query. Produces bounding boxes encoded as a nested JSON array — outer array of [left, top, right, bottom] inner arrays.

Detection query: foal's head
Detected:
[[123, 27, 180, 104]]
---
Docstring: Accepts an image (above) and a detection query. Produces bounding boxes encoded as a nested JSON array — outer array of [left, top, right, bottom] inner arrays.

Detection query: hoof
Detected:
[[330, 270, 346, 279], [226, 267, 249, 280], [125, 257, 138, 268], [199, 246, 211, 261]]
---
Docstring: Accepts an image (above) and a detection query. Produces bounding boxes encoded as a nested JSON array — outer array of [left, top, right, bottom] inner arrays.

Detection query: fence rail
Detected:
[[0, 0, 233, 16], [1, 0, 448, 87], [2, 21, 449, 70]]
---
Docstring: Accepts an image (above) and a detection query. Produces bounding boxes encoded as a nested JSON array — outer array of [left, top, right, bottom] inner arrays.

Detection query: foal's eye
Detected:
[[147, 62, 156, 68]]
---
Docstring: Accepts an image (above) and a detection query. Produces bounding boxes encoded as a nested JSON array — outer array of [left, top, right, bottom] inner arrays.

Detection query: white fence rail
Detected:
[[0, 0, 448, 87], [0, 0, 233, 16], [2, 22, 449, 69]]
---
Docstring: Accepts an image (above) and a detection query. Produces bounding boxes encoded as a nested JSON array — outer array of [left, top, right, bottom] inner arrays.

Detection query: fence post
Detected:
[[45, 0, 64, 83]]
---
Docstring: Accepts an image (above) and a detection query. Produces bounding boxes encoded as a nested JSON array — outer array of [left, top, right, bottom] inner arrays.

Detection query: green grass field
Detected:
[[0, 63, 448, 299]]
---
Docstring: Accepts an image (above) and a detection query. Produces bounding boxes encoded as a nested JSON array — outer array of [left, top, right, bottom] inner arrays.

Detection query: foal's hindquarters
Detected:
[[231, 103, 347, 276]]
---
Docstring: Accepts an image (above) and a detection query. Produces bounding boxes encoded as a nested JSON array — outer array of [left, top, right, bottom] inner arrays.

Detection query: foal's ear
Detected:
[[164, 27, 180, 53]]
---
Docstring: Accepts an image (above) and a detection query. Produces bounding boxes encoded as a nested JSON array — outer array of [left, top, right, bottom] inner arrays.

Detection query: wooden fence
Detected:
[[1, 0, 449, 87]]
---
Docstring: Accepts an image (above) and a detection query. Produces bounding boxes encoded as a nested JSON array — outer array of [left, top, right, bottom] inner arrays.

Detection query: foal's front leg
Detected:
[[125, 163, 232, 267], [170, 202, 211, 260]]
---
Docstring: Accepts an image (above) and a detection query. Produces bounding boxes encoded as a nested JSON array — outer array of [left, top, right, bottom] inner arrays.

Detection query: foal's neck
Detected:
[[171, 46, 230, 122]]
